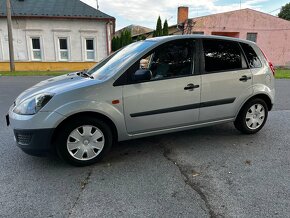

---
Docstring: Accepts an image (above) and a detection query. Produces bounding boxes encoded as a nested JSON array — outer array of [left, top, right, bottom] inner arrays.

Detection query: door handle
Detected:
[[239, 75, 252, 82], [184, 83, 200, 91]]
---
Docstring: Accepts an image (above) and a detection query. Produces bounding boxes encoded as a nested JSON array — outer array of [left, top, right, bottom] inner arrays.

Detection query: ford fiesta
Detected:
[[7, 35, 275, 166]]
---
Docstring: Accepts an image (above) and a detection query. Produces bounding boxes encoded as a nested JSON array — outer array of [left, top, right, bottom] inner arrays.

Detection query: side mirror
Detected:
[[132, 69, 152, 82]]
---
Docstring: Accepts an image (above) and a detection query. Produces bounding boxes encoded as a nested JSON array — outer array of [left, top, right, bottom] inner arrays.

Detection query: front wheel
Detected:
[[56, 117, 113, 166], [234, 98, 268, 134]]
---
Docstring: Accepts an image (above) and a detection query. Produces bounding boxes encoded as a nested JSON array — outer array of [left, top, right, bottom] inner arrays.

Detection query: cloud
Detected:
[[81, 0, 268, 29]]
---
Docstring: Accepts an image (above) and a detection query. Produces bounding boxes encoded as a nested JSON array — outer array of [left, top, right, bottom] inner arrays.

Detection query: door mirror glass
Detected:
[[132, 69, 152, 82]]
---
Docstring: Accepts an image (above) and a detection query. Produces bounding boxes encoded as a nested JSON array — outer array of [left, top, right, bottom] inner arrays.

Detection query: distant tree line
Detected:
[[111, 30, 133, 52]]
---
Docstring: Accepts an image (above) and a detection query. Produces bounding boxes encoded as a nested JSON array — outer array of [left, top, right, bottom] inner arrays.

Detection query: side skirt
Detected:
[[125, 118, 235, 140]]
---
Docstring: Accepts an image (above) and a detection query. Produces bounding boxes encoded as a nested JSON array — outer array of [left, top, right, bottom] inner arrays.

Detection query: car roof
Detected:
[[146, 35, 256, 46]]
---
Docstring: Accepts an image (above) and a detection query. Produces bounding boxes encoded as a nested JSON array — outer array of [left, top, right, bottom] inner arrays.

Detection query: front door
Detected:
[[122, 39, 201, 134]]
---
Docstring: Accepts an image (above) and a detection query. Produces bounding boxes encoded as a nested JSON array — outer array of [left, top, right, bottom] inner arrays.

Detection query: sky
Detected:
[[81, 0, 289, 30]]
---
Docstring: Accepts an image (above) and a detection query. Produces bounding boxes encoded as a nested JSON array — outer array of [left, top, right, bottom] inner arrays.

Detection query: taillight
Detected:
[[268, 61, 275, 76], [260, 48, 275, 75]]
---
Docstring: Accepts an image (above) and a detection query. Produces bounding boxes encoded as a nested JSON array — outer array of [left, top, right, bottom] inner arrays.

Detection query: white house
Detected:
[[0, 0, 115, 71]]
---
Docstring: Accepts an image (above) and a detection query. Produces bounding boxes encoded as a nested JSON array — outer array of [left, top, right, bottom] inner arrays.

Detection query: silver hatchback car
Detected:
[[7, 35, 275, 166]]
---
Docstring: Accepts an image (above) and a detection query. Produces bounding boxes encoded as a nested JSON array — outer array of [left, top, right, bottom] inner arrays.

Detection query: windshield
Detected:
[[87, 41, 156, 80]]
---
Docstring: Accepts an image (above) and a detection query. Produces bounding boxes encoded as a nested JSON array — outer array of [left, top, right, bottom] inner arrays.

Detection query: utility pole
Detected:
[[6, 0, 15, 72], [96, 0, 99, 10]]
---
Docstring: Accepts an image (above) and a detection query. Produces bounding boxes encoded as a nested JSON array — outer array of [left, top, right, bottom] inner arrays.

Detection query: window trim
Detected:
[[200, 38, 249, 75], [113, 39, 198, 86], [30, 37, 42, 61], [85, 38, 96, 61], [246, 33, 258, 43], [58, 37, 70, 61]]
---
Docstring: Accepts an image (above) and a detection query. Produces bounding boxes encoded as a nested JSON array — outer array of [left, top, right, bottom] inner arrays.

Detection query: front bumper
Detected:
[[7, 108, 65, 156], [14, 128, 55, 156]]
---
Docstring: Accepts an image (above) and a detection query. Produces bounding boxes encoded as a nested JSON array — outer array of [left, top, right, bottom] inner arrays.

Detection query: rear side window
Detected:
[[240, 43, 262, 68], [203, 40, 247, 73]]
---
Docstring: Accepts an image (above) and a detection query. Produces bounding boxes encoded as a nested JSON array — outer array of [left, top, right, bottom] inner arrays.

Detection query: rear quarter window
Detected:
[[203, 39, 247, 73], [240, 43, 262, 68]]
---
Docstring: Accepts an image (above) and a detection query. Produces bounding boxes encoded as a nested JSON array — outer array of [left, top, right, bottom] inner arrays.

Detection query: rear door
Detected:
[[199, 39, 253, 122], [121, 39, 201, 134]]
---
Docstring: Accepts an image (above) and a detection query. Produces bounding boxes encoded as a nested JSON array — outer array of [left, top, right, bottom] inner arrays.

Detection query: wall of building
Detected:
[[187, 9, 290, 67], [0, 62, 96, 71], [0, 18, 110, 71]]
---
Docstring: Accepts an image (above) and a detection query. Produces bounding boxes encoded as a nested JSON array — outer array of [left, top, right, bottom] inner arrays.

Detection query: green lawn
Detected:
[[0, 69, 290, 79], [0, 71, 68, 76], [275, 69, 290, 79]]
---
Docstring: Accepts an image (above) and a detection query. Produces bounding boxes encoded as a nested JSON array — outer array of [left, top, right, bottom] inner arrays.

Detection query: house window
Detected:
[[31, 38, 42, 60], [247, 33, 257, 42], [59, 38, 69, 61], [86, 39, 95, 61], [192, 31, 204, 35]]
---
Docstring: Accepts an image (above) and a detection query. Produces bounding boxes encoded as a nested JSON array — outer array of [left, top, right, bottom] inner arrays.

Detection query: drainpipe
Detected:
[[105, 21, 109, 56]]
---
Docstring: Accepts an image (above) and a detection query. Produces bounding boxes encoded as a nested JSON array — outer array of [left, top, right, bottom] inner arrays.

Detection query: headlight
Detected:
[[13, 93, 54, 115]]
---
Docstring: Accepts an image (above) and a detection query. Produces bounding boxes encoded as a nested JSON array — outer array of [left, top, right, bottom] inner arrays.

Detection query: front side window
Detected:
[[88, 40, 156, 81], [247, 33, 257, 42], [240, 43, 262, 68], [31, 38, 42, 60], [124, 39, 195, 83], [86, 39, 95, 61], [203, 39, 247, 73], [59, 38, 69, 61]]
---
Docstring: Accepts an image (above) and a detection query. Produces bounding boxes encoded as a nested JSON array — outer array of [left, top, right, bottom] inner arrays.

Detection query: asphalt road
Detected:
[[0, 76, 289, 217]]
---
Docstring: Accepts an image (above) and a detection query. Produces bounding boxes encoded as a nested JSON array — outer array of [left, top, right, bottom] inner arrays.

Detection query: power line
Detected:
[[268, 8, 281, 14]]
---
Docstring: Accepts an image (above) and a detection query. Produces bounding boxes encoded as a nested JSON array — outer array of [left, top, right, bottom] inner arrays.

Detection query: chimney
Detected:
[[177, 6, 189, 25]]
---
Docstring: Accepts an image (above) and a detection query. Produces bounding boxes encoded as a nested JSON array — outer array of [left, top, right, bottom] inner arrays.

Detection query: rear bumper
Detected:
[[14, 128, 54, 156]]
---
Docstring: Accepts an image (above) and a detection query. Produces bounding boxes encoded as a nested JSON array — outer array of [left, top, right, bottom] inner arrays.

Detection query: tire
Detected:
[[234, 98, 268, 134], [56, 116, 113, 166]]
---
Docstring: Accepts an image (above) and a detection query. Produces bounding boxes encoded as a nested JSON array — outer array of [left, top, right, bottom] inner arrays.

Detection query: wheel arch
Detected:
[[51, 111, 118, 146], [236, 93, 273, 119]]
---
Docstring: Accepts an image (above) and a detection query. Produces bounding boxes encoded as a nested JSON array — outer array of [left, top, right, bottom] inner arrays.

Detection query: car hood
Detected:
[[15, 73, 101, 104]]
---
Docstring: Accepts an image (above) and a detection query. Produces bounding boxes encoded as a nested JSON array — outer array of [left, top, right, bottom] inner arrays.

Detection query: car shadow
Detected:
[[104, 122, 250, 164], [17, 122, 254, 168]]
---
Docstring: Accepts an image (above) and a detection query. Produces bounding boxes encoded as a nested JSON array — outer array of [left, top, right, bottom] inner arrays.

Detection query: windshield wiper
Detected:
[[77, 70, 94, 79]]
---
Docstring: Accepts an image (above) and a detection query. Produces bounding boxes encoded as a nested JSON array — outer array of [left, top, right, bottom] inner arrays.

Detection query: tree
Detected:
[[115, 36, 121, 50], [155, 16, 163, 37], [112, 37, 116, 51], [163, 19, 169, 36], [278, 3, 290, 21], [111, 30, 133, 52], [120, 31, 124, 47], [137, 35, 146, 41], [125, 30, 133, 45]]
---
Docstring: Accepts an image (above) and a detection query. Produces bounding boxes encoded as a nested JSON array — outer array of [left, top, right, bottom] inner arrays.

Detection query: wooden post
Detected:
[[6, 0, 15, 72]]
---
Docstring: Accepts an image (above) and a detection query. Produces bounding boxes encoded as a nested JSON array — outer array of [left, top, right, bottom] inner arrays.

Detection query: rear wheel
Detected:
[[56, 117, 113, 166], [234, 98, 268, 134]]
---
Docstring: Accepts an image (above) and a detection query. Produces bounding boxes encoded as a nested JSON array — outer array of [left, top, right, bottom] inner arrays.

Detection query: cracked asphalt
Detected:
[[0, 76, 289, 217]]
